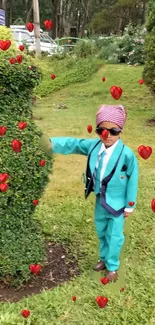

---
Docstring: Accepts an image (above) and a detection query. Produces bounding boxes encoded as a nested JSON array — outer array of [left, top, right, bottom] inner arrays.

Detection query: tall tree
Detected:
[[88, 0, 148, 35], [0, 0, 149, 37], [143, 0, 155, 94]]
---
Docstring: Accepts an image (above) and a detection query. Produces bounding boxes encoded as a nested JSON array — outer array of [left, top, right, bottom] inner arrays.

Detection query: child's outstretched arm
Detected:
[[49, 137, 97, 156]]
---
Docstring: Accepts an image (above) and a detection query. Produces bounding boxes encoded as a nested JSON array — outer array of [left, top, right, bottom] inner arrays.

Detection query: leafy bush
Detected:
[[0, 46, 53, 286], [117, 24, 146, 65], [143, 0, 155, 94], [98, 42, 120, 61], [0, 26, 17, 59], [97, 23, 146, 65], [35, 55, 99, 97], [73, 39, 97, 58], [94, 36, 115, 49]]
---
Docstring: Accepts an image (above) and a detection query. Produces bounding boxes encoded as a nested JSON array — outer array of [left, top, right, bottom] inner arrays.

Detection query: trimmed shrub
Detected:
[[98, 42, 120, 62], [0, 37, 53, 286], [0, 26, 17, 59], [35, 56, 99, 97], [73, 39, 97, 58], [143, 0, 155, 94], [94, 36, 115, 50]]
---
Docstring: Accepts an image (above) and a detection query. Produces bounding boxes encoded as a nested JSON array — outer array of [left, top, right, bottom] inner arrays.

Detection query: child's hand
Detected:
[[124, 211, 132, 218], [39, 135, 52, 156]]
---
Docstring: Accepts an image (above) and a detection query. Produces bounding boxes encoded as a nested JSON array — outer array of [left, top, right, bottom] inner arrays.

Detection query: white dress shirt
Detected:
[[96, 140, 133, 213]]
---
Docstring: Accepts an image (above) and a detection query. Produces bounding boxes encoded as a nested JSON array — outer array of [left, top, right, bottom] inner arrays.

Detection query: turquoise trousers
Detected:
[[95, 195, 125, 271]]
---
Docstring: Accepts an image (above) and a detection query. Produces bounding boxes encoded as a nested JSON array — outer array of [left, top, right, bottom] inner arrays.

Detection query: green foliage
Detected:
[[35, 55, 99, 97], [98, 41, 120, 63], [73, 39, 97, 58], [94, 36, 114, 49], [88, 8, 113, 35], [117, 26, 145, 65], [0, 26, 19, 59], [0, 61, 42, 118], [143, 0, 155, 93], [88, 0, 146, 35], [97, 23, 146, 65], [0, 48, 53, 286], [145, 0, 155, 32]]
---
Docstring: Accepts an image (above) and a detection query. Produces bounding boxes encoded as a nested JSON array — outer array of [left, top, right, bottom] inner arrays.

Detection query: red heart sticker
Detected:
[[33, 200, 39, 205], [138, 145, 152, 159], [29, 264, 42, 274], [151, 199, 155, 213], [0, 40, 11, 51], [120, 287, 125, 292], [9, 58, 16, 64], [87, 125, 92, 133], [110, 86, 122, 100], [0, 126, 7, 136], [26, 22, 34, 32], [18, 122, 27, 130], [16, 55, 23, 64], [39, 159, 46, 167], [44, 20, 53, 30], [0, 183, 9, 192], [128, 201, 134, 206], [21, 310, 31, 318], [72, 296, 76, 302], [100, 277, 109, 285], [0, 173, 9, 183], [138, 79, 144, 85], [51, 74, 56, 80], [19, 45, 24, 51], [101, 129, 108, 140], [96, 296, 108, 308], [11, 140, 22, 153]]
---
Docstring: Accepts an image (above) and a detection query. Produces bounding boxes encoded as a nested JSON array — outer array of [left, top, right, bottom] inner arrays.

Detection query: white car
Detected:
[[11, 26, 63, 54], [29, 34, 64, 54]]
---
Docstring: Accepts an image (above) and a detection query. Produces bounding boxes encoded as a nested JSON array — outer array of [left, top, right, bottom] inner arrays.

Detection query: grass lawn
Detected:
[[1, 64, 155, 324]]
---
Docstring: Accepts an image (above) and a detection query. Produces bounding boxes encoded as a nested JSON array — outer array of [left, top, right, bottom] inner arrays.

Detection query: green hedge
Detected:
[[73, 39, 97, 58], [0, 37, 53, 286], [143, 0, 155, 93], [35, 56, 100, 97]]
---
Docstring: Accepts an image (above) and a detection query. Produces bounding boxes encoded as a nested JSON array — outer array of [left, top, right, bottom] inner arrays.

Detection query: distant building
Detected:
[[0, 9, 5, 26]]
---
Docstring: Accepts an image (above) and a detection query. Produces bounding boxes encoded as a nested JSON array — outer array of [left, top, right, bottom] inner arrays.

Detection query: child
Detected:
[[49, 104, 139, 282]]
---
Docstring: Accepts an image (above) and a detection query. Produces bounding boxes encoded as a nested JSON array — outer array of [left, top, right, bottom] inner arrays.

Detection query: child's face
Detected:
[[97, 121, 122, 148]]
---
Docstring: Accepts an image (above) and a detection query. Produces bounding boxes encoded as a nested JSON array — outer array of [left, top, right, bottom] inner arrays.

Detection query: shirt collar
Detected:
[[98, 139, 119, 156]]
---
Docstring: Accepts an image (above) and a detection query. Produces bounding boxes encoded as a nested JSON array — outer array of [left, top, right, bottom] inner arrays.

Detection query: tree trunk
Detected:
[[59, 0, 64, 37], [33, 0, 41, 58], [81, 0, 89, 36], [26, 3, 33, 23], [63, 0, 72, 36], [118, 16, 123, 34], [50, 0, 58, 39], [9, 0, 13, 26], [141, 0, 146, 25], [2, 0, 6, 11]]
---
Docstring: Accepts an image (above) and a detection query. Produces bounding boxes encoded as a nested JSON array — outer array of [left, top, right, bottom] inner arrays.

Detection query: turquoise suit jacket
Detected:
[[49, 137, 139, 211]]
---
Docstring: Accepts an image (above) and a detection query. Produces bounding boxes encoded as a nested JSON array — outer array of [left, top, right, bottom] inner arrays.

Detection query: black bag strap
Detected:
[[86, 140, 101, 170]]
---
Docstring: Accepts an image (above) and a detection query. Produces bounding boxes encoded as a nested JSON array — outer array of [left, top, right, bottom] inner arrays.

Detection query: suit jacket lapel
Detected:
[[89, 141, 104, 176], [102, 139, 124, 179]]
